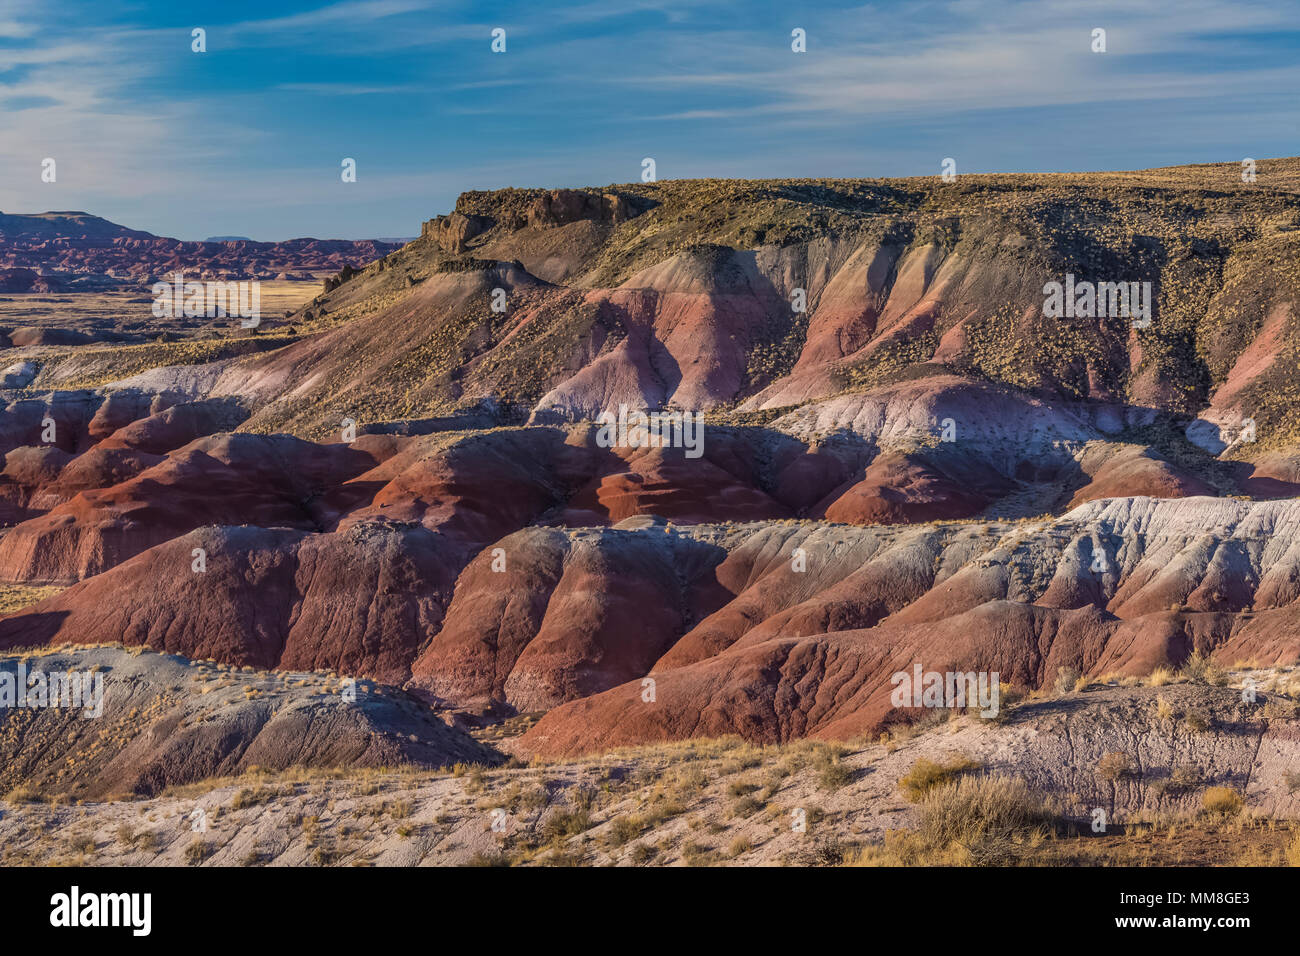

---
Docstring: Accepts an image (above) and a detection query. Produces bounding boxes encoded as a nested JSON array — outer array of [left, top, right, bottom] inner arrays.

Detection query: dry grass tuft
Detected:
[[898, 756, 982, 803]]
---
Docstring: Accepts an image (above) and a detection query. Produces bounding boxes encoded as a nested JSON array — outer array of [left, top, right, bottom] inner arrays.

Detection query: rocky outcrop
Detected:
[[422, 212, 492, 253], [526, 189, 642, 228], [322, 263, 360, 292]]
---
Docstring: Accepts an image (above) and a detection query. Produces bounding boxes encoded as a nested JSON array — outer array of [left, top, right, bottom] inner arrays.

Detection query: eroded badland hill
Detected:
[[2, 159, 1300, 864]]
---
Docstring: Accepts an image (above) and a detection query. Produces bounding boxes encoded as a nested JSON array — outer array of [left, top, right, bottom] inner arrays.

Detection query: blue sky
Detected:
[[1, 0, 1297, 240]]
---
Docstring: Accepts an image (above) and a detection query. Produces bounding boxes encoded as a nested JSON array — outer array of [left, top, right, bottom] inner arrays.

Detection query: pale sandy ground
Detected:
[[1, 672, 1296, 867], [0, 281, 317, 329], [0, 281, 318, 393]]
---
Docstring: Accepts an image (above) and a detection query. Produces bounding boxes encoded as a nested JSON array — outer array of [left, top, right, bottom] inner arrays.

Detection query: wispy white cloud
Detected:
[[0, 18, 34, 39], [0, 0, 1294, 237], [277, 81, 423, 94], [227, 0, 437, 35], [604, 0, 1300, 127]]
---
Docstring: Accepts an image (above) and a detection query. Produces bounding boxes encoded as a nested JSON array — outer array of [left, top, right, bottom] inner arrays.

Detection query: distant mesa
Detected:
[[0, 211, 402, 290], [0, 267, 60, 293]]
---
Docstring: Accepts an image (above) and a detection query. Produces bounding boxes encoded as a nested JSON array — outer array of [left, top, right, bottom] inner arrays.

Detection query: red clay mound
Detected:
[[816, 451, 991, 524], [519, 597, 1300, 758], [561, 433, 791, 525], [1067, 446, 1214, 508], [1236, 453, 1300, 499], [1, 496, 1296, 749], [656, 523, 944, 668], [0, 445, 74, 523], [342, 427, 594, 548], [0, 525, 306, 665], [0, 394, 245, 525], [407, 527, 572, 711], [0, 433, 379, 583], [408, 525, 731, 712], [30, 446, 164, 509], [97, 399, 248, 455], [0, 393, 104, 456], [278, 523, 456, 681], [519, 602, 1119, 756], [0, 522, 458, 684]]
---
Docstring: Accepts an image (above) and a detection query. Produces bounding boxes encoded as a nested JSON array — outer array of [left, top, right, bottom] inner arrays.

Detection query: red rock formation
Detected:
[[816, 451, 991, 524], [518, 597, 1300, 758], [0, 433, 378, 582]]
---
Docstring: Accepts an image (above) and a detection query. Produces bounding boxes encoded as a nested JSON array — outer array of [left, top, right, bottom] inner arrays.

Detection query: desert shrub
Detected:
[[540, 849, 584, 867], [898, 756, 982, 802], [728, 836, 753, 858], [812, 838, 851, 866], [230, 787, 279, 810], [997, 681, 1025, 708], [1263, 697, 1300, 719], [542, 808, 591, 842], [2, 785, 43, 804], [1170, 765, 1202, 790], [681, 841, 716, 866], [640, 799, 686, 827], [184, 840, 210, 865], [1181, 651, 1211, 681], [719, 752, 761, 774], [519, 786, 549, 811], [313, 846, 342, 865], [1183, 709, 1211, 733], [849, 776, 1053, 867], [815, 754, 855, 791], [606, 816, 642, 847], [1180, 652, 1227, 685], [1097, 752, 1132, 782], [629, 843, 657, 865], [1054, 666, 1082, 695], [1202, 787, 1243, 816], [916, 776, 1052, 861], [1148, 667, 1175, 687], [676, 765, 709, 791], [1155, 695, 1176, 722]]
